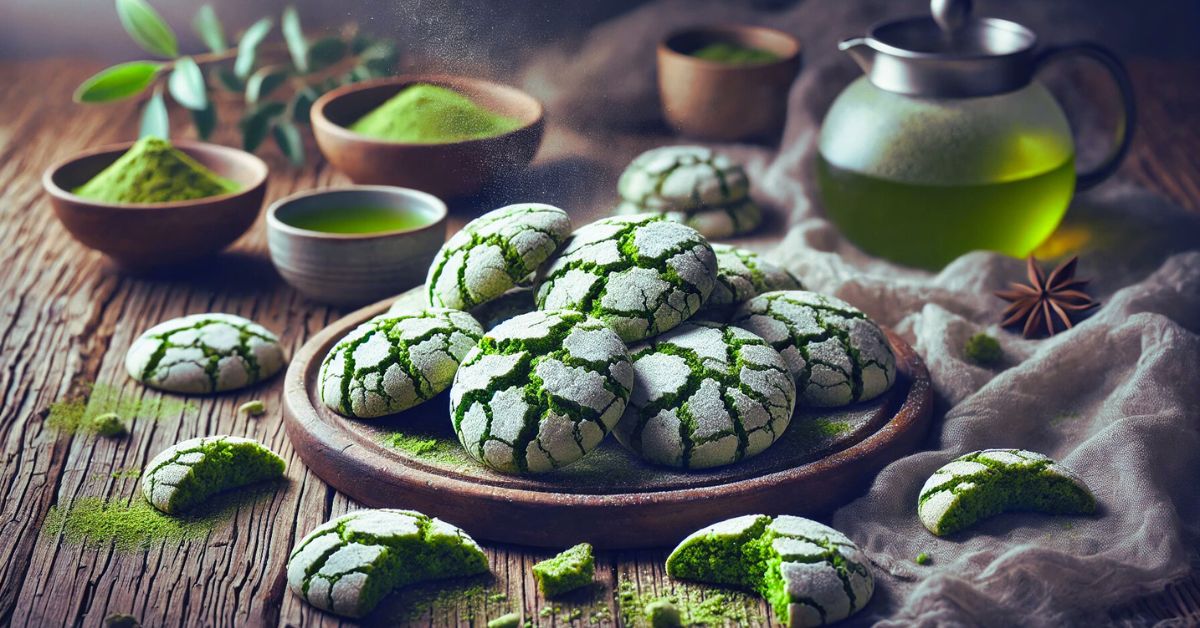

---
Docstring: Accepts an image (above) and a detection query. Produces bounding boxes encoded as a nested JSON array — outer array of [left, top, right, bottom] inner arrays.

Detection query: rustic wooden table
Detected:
[[0, 58, 1197, 627]]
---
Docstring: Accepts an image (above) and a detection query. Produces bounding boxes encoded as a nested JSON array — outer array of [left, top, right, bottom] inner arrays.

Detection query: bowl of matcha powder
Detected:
[[311, 75, 544, 198], [44, 137, 268, 270]]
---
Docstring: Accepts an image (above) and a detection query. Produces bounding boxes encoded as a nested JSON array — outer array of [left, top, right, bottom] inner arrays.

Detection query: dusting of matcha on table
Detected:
[[532, 543, 595, 597], [349, 83, 524, 143], [46, 382, 195, 435], [73, 136, 238, 204], [964, 332, 1003, 366], [691, 41, 781, 64], [918, 448, 1095, 536]]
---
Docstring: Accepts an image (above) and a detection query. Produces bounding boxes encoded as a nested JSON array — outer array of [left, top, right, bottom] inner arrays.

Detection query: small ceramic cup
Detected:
[[658, 25, 802, 142], [267, 186, 447, 307]]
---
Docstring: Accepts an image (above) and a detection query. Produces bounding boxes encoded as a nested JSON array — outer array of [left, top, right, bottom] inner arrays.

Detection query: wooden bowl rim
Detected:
[[659, 24, 803, 67], [284, 292, 933, 509], [41, 139, 269, 211], [266, 184, 449, 242], [311, 73, 546, 148]]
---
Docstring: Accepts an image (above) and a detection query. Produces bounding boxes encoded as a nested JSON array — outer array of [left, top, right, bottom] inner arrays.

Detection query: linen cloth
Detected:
[[516, 0, 1200, 624]]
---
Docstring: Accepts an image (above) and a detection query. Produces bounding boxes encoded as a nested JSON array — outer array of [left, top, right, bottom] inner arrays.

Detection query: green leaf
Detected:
[[245, 66, 290, 104], [116, 0, 178, 58], [272, 119, 305, 166], [240, 101, 286, 151], [140, 87, 170, 139], [306, 37, 347, 72], [190, 102, 216, 140], [192, 5, 226, 53], [289, 87, 318, 124], [74, 61, 161, 103], [234, 17, 273, 79], [167, 56, 207, 110], [281, 6, 308, 73], [215, 67, 243, 92]]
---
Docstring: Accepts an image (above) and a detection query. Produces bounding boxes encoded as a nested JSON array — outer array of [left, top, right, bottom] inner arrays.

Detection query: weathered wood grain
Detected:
[[0, 57, 1196, 628]]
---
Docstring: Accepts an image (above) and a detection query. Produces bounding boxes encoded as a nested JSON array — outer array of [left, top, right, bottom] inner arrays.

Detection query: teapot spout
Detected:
[[839, 37, 875, 74]]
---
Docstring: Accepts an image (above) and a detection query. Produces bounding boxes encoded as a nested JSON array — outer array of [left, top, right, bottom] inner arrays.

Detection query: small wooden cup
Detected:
[[266, 185, 447, 307], [311, 75, 545, 199], [658, 25, 802, 142], [43, 141, 268, 271]]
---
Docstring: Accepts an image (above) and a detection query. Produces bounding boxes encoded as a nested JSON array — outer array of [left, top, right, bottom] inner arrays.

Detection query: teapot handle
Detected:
[[1034, 42, 1137, 191]]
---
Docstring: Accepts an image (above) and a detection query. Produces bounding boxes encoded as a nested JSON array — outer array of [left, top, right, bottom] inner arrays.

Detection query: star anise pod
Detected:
[[995, 256, 1100, 338]]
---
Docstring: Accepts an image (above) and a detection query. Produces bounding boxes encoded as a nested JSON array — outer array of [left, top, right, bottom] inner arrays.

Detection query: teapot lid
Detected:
[[841, 0, 1039, 98]]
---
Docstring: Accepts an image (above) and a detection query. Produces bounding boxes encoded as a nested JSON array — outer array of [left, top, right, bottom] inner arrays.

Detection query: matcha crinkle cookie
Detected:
[[667, 514, 873, 627], [536, 213, 718, 342], [125, 313, 285, 394], [616, 145, 762, 238], [615, 322, 796, 469], [732, 290, 896, 407], [426, 203, 571, 311], [701, 244, 802, 319], [918, 448, 1096, 536], [320, 308, 484, 418], [141, 435, 285, 514], [286, 509, 488, 618], [451, 310, 634, 474]]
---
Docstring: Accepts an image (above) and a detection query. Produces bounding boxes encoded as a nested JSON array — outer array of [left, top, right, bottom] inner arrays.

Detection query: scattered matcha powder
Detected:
[[110, 468, 142, 480], [382, 433, 471, 466], [964, 332, 1003, 367], [73, 136, 239, 204], [618, 581, 756, 627], [46, 382, 195, 436], [239, 400, 266, 417], [915, 552, 931, 565], [349, 83, 523, 143]]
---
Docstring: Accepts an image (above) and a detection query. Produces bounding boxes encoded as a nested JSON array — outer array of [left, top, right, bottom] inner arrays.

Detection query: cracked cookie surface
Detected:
[[667, 514, 873, 627], [286, 508, 488, 618], [699, 244, 803, 320], [616, 145, 760, 237], [451, 309, 634, 474], [141, 435, 285, 514], [125, 313, 285, 394], [426, 203, 571, 311], [321, 308, 484, 418], [732, 291, 896, 407], [918, 448, 1096, 536], [535, 214, 717, 342], [614, 322, 796, 469]]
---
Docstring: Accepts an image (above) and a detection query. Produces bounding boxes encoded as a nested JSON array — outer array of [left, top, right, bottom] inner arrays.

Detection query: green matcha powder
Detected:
[[349, 83, 523, 143], [74, 136, 238, 204], [690, 42, 780, 64]]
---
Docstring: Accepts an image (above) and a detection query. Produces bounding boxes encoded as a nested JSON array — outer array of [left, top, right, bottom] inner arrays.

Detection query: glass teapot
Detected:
[[816, 0, 1135, 269]]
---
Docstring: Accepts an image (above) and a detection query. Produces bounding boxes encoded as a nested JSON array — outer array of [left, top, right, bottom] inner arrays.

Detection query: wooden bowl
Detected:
[[311, 75, 545, 199], [43, 141, 268, 271], [266, 186, 447, 307], [658, 25, 802, 142]]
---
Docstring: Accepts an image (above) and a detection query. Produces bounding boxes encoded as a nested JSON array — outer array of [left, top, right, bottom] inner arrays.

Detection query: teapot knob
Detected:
[[932, 0, 973, 33]]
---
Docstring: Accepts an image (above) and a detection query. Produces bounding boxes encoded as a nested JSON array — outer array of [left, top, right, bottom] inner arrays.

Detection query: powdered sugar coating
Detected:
[[125, 313, 285, 394], [426, 203, 571, 311], [732, 290, 896, 407], [616, 197, 762, 239], [614, 322, 796, 469], [451, 310, 634, 473], [286, 508, 487, 618], [320, 308, 484, 418], [536, 214, 718, 342]]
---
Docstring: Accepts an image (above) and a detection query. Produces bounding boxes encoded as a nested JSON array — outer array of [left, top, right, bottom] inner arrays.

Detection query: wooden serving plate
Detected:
[[283, 288, 933, 549]]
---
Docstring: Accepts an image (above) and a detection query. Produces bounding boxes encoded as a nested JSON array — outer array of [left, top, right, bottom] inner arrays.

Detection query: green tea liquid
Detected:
[[284, 206, 430, 234], [816, 153, 1076, 269]]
